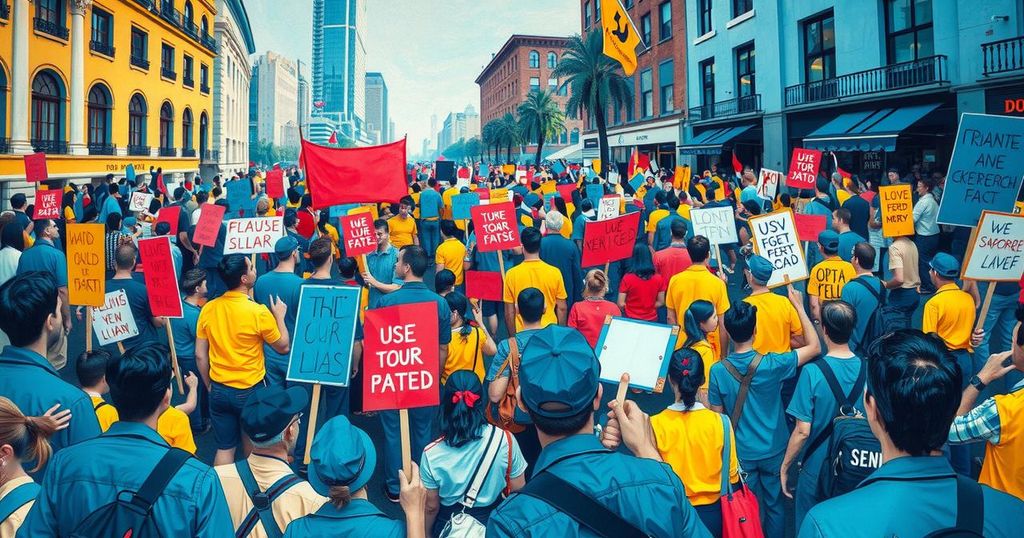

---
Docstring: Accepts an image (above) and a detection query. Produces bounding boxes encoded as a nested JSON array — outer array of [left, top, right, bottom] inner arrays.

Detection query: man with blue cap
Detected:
[[253, 236, 305, 389], [283, 416, 427, 538], [807, 229, 856, 325], [743, 254, 805, 355], [487, 325, 711, 537]]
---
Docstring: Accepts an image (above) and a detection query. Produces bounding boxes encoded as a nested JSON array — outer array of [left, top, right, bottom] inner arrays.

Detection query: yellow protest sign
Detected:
[[674, 165, 690, 191], [490, 188, 509, 202], [66, 223, 106, 307], [593, 159, 602, 174], [540, 181, 556, 195], [879, 185, 914, 237], [501, 164, 515, 176]]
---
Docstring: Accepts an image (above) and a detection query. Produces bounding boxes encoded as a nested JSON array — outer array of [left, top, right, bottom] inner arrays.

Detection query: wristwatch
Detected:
[[969, 375, 987, 392]]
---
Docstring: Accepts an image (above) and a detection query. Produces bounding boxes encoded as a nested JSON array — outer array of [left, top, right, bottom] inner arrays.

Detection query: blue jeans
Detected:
[[264, 353, 289, 389], [974, 288, 1019, 373], [888, 287, 920, 329], [176, 356, 209, 429], [915, 234, 940, 292], [209, 381, 264, 450], [795, 466, 819, 531], [380, 406, 438, 495], [420, 219, 440, 257], [694, 500, 723, 538], [740, 451, 785, 538]]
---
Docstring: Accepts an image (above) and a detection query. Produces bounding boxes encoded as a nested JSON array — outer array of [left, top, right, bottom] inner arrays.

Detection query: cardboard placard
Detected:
[[690, 206, 739, 245], [757, 168, 783, 200], [286, 285, 362, 387], [137, 236, 183, 318], [878, 184, 915, 238], [793, 212, 827, 243], [435, 161, 455, 182], [786, 148, 822, 190], [125, 164, 136, 182], [23, 153, 48, 182], [581, 211, 641, 267], [93, 290, 139, 346], [489, 188, 509, 202], [597, 195, 620, 221], [465, 270, 503, 302], [470, 203, 520, 252], [224, 217, 285, 255], [154, 205, 181, 236], [33, 189, 61, 220], [265, 168, 285, 199], [749, 209, 809, 288], [192, 203, 226, 247], [938, 113, 1024, 226], [362, 302, 440, 412], [586, 183, 604, 208], [963, 211, 1024, 282], [329, 203, 359, 219], [129, 191, 155, 213], [339, 212, 376, 257], [543, 192, 559, 211], [66, 223, 106, 307], [226, 179, 255, 213], [595, 317, 677, 393], [452, 192, 481, 221]]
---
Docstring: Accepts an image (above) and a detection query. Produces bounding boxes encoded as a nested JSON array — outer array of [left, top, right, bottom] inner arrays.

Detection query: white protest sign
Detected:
[[596, 317, 677, 393], [749, 209, 809, 288], [963, 211, 1024, 282], [757, 168, 783, 201], [224, 216, 285, 255], [93, 289, 139, 346], [597, 195, 620, 221], [690, 206, 739, 245], [129, 191, 154, 212]]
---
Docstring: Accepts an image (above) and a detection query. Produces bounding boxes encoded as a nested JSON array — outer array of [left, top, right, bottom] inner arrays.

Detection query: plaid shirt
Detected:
[[948, 380, 1024, 445]]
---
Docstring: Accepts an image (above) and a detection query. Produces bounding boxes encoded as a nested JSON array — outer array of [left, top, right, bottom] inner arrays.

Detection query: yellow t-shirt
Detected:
[[666, 265, 730, 352], [677, 204, 692, 220], [651, 405, 740, 506], [435, 238, 467, 285], [89, 394, 120, 432], [503, 259, 568, 330], [807, 257, 857, 301], [387, 215, 417, 249], [411, 191, 422, 219], [647, 208, 669, 233], [444, 326, 487, 383], [744, 292, 803, 355], [196, 291, 282, 389], [978, 389, 1024, 500], [442, 187, 460, 220], [922, 284, 977, 351], [836, 190, 852, 206], [157, 407, 196, 454], [691, 339, 717, 391], [63, 206, 76, 223]]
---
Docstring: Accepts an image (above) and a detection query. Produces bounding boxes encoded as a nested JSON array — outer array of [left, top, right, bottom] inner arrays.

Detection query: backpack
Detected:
[[720, 354, 764, 430], [233, 460, 304, 538], [922, 476, 985, 537], [69, 447, 192, 538], [849, 277, 906, 356], [0, 481, 40, 523], [439, 425, 510, 538], [485, 338, 525, 434]]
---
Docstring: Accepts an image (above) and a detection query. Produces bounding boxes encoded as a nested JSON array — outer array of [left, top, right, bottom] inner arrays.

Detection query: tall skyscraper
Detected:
[[297, 60, 311, 135], [311, 0, 369, 144], [252, 51, 298, 146], [365, 72, 388, 144]]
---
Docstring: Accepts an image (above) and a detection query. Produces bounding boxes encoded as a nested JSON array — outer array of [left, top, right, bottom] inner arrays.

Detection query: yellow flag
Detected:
[[601, 0, 642, 76], [674, 165, 690, 191], [592, 159, 602, 174]]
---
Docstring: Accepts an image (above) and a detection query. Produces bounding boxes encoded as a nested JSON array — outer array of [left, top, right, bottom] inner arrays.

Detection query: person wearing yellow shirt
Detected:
[[646, 191, 670, 248], [502, 227, 567, 335], [743, 255, 804, 355], [157, 373, 200, 454], [807, 230, 857, 323], [442, 293, 497, 383], [387, 197, 419, 249], [434, 220, 466, 286], [442, 184, 460, 220], [666, 236, 730, 357], [77, 350, 120, 432]]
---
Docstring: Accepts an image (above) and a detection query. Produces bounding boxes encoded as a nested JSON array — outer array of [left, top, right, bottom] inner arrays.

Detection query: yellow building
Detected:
[[0, 0, 217, 199]]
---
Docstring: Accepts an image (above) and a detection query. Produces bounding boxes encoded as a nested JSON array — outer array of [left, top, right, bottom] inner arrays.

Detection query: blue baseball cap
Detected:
[[240, 386, 308, 443], [929, 252, 960, 279], [274, 235, 299, 256], [308, 416, 376, 496], [818, 230, 840, 253], [519, 326, 600, 418], [747, 254, 774, 284]]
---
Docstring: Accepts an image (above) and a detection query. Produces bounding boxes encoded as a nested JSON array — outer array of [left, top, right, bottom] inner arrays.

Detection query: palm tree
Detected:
[[482, 120, 500, 162], [518, 90, 566, 168], [552, 30, 632, 176], [494, 113, 522, 163]]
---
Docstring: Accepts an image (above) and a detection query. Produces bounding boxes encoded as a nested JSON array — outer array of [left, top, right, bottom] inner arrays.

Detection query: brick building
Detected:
[[579, 0, 687, 171], [475, 35, 583, 159]]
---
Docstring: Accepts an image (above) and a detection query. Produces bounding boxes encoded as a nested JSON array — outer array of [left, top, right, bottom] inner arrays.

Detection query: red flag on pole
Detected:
[[300, 137, 408, 209], [328, 131, 338, 145], [732, 150, 744, 179]]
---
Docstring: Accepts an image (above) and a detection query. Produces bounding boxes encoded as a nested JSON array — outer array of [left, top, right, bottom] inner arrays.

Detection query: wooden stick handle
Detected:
[[975, 282, 997, 333], [165, 322, 184, 394], [303, 384, 322, 465], [400, 408, 412, 480], [85, 307, 93, 353], [497, 251, 506, 277], [116, 341, 125, 354]]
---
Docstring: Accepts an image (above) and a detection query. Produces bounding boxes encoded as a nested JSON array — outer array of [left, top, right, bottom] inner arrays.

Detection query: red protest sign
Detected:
[[457, 167, 470, 179], [465, 270, 503, 302], [363, 302, 440, 412], [265, 168, 285, 199], [192, 203, 226, 247], [786, 149, 822, 190], [137, 236, 183, 318], [24, 153, 48, 182], [475, 188, 489, 200], [557, 184, 577, 202], [581, 211, 641, 267], [33, 190, 62, 220], [470, 202, 520, 252], [793, 212, 827, 243], [154, 205, 182, 236], [339, 211, 376, 256]]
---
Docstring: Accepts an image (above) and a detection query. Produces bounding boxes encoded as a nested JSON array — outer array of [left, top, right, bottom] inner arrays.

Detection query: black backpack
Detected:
[[233, 460, 304, 538], [69, 447, 192, 538], [922, 476, 985, 537], [849, 277, 906, 356]]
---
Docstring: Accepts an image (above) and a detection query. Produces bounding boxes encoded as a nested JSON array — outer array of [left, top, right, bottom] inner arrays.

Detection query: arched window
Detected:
[[529, 50, 540, 69], [182, 108, 193, 149], [199, 112, 209, 154], [570, 128, 580, 144], [159, 102, 174, 149], [128, 93, 147, 152], [31, 70, 64, 147], [547, 52, 557, 69], [183, 1, 194, 24], [87, 84, 112, 150], [201, 15, 209, 36]]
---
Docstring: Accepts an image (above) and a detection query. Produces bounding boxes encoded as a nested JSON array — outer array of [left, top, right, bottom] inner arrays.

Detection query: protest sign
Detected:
[[581, 211, 641, 267], [556, 184, 576, 202], [265, 168, 285, 199], [597, 195, 620, 221], [452, 192, 481, 221], [339, 212, 376, 257], [137, 237, 183, 318], [66, 223, 105, 307], [879, 184, 915, 237], [470, 203, 519, 252], [501, 164, 515, 176], [963, 211, 1024, 282], [690, 206, 739, 245], [489, 188, 509, 203], [938, 113, 1024, 226], [329, 203, 360, 219], [544, 192, 558, 211], [23, 153, 47, 182], [540, 181, 556, 195], [363, 302, 440, 412], [757, 168, 783, 200], [596, 317, 677, 393], [787, 148, 822, 190], [457, 166, 471, 180], [125, 164, 136, 183], [478, 163, 488, 178], [750, 209, 808, 288], [192, 203, 226, 247], [226, 179, 255, 213], [93, 290, 139, 346], [224, 217, 285, 255], [129, 191, 154, 213], [33, 189, 61, 219], [465, 270, 503, 302], [793, 212, 827, 243], [586, 183, 604, 208], [154, 205, 181, 236], [287, 285, 361, 387], [435, 161, 455, 182]]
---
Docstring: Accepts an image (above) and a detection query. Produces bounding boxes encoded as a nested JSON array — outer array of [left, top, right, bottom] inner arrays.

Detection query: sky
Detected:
[[247, 0, 580, 154]]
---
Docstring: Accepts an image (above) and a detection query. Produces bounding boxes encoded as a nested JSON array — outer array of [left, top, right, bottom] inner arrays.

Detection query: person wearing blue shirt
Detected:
[[708, 295, 820, 538], [419, 179, 444, 257], [539, 212, 582, 311], [253, 236, 306, 389], [832, 208, 865, 263], [488, 325, 711, 537], [839, 243, 884, 355], [781, 301, 866, 529], [18, 345, 234, 537], [16, 219, 71, 369], [363, 219, 403, 309], [105, 243, 163, 349], [0, 272, 100, 477], [96, 183, 123, 226], [803, 178, 835, 270], [197, 201, 228, 299], [172, 268, 209, 432], [652, 195, 689, 251], [799, 329, 1024, 537]]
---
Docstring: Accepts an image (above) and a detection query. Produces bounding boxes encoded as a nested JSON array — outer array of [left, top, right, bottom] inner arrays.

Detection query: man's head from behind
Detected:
[[395, 245, 429, 280], [0, 272, 61, 348], [308, 236, 334, 269], [520, 227, 542, 255], [821, 300, 856, 346], [107, 345, 172, 421], [218, 253, 255, 290], [76, 350, 112, 392], [115, 243, 138, 271], [723, 301, 757, 344]]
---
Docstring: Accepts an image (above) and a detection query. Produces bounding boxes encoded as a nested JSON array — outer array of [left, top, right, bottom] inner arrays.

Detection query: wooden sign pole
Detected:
[[116, 341, 126, 355], [165, 323, 184, 394], [303, 383, 322, 465], [497, 252, 506, 277], [400, 408, 412, 479], [85, 307, 93, 353], [974, 282, 997, 333]]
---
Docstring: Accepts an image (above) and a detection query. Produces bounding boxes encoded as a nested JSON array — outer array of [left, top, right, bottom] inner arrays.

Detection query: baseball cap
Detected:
[[275, 235, 299, 256], [818, 230, 840, 253], [519, 326, 600, 418], [240, 386, 308, 443], [308, 416, 377, 496], [746, 254, 774, 284], [929, 252, 960, 279]]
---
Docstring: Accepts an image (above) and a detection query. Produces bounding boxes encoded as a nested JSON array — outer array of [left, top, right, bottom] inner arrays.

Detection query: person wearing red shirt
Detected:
[[653, 219, 692, 287], [568, 269, 621, 349], [618, 243, 665, 322], [295, 194, 316, 239]]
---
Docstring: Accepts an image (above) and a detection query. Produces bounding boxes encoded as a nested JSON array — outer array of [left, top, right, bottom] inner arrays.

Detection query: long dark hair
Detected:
[[682, 300, 715, 348], [626, 243, 655, 280], [668, 348, 705, 410], [438, 370, 486, 448], [445, 292, 473, 340]]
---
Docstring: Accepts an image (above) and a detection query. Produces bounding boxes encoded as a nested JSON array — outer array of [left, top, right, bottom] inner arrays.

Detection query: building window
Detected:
[[733, 0, 753, 17], [529, 50, 540, 69], [624, 0, 633, 7], [31, 71, 63, 144], [200, 64, 209, 92], [35, 0, 63, 27], [161, 44, 175, 78], [885, 0, 933, 63], [547, 52, 557, 69], [658, 2, 672, 41], [129, 93, 146, 147], [641, 13, 652, 46], [700, 58, 715, 106], [182, 108, 193, 149], [130, 27, 148, 67], [658, 60, 674, 114], [803, 11, 835, 82], [200, 112, 209, 153], [698, 0, 713, 35], [183, 54, 194, 86], [640, 69, 653, 118], [159, 102, 174, 149], [529, 77, 540, 92], [87, 84, 111, 146], [736, 43, 755, 98], [548, 77, 558, 92], [595, 0, 600, 22], [183, 0, 194, 24], [201, 15, 209, 35], [584, 1, 591, 28], [90, 7, 113, 49]]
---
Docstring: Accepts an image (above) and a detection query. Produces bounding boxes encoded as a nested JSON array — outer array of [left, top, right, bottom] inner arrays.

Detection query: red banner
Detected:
[[137, 236, 183, 318], [192, 203, 226, 247], [465, 270, 503, 302], [793, 212, 827, 243], [786, 148, 822, 190], [581, 211, 641, 267], [362, 302, 440, 412], [556, 184, 577, 202], [33, 190, 62, 220], [339, 211, 376, 256], [265, 168, 285, 199], [469, 202, 520, 252], [154, 205, 182, 236], [301, 137, 408, 209], [23, 153, 48, 182]]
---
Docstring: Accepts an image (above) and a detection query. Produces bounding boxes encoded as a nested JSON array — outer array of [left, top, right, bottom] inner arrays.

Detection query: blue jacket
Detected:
[[18, 422, 233, 537], [539, 234, 582, 307], [282, 499, 404, 537], [487, 434, 711, 537]]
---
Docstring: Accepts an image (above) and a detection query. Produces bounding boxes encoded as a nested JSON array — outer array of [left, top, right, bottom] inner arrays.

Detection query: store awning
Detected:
[[678, 125, 754, 155], [545, 142, 583, 162], [803, 103, 941, 152]]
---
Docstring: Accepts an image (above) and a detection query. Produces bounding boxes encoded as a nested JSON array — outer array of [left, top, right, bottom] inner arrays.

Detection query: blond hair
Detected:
[[584, 269, 609, 297]]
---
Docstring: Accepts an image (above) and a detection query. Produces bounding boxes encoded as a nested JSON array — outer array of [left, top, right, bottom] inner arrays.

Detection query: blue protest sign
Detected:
[[938, 113, 1024, 227], [544, 192, 558, 211], [552, 160, 566, 176], [329, 203, 359, 219], [125, 164, 136, 182], [477, 164, 488, 178], [226, 180, 255, 213], [586, 183, 604, 208], [286, 285, 361, 387], [629, 173, 645, 193], [452, 192, 481, 220]]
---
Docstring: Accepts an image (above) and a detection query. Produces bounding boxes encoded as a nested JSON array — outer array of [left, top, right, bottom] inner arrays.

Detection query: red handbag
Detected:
[[720, 415, 765, 537]]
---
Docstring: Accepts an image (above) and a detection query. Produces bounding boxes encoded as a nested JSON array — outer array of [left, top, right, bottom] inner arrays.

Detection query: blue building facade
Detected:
[[311, 0, 371, 145], [681, 0, 1024, 184]]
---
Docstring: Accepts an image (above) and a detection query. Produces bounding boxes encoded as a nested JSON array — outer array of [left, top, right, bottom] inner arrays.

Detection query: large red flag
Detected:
[[300, 137, 408, 209]]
